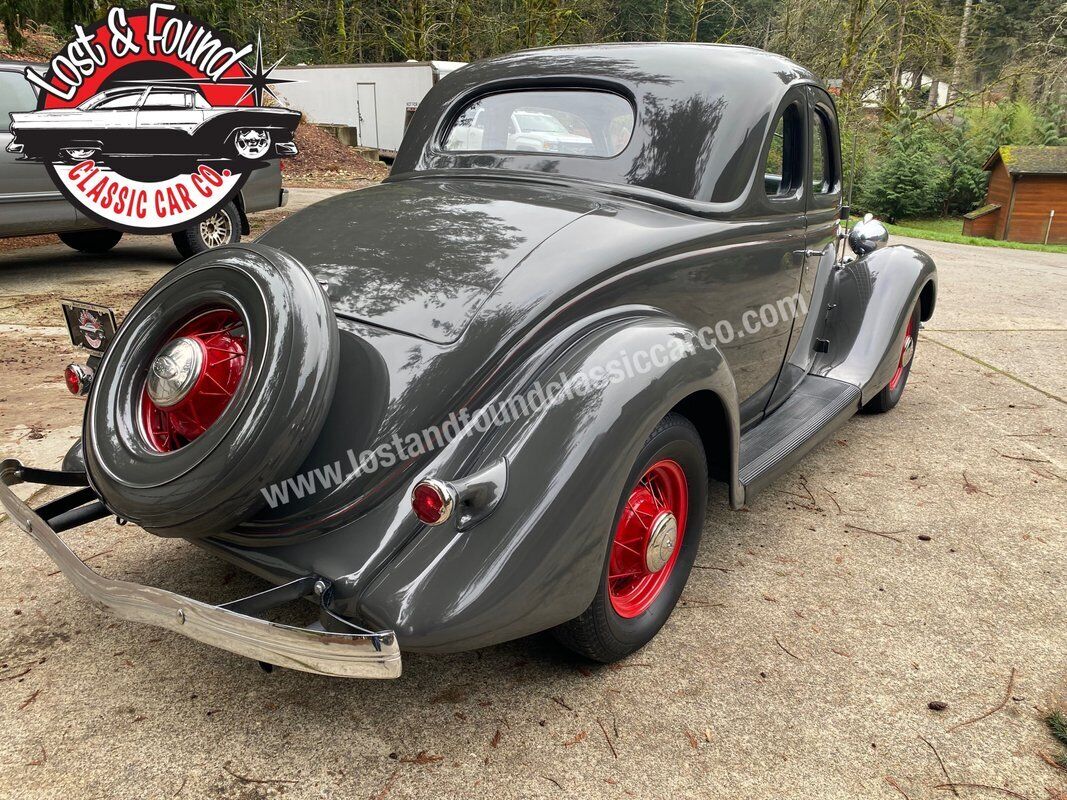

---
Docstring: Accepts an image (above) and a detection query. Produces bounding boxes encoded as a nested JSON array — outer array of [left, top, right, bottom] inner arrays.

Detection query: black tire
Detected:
[[862, 302, 921, 414], [59, 229, 122, 254], [552, 412, 708, 663], [83, 244, 339, 537], [171, 202, 241, 259]]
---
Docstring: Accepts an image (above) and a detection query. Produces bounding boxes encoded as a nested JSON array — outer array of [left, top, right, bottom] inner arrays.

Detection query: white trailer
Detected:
[[271, 61, 466, 155]]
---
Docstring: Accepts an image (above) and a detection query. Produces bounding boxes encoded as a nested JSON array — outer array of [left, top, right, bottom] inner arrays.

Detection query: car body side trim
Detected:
[[0, 191, 65, 204], [0, 458, 401, 679]]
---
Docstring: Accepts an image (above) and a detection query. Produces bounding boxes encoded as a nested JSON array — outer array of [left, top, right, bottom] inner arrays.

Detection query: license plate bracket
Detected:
[[61, 299, 117, 353]]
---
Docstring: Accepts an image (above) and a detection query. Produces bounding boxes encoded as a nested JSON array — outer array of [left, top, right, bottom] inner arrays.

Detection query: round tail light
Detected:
[[64, 363, 93, 396], [411, 478, 456, 526]]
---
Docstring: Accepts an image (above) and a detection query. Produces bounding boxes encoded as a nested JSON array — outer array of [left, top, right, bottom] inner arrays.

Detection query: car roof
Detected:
[[394, 43, 825, 209], [91, 85, 196, 97]]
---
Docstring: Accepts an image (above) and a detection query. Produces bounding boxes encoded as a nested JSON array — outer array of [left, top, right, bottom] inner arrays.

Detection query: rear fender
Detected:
[[816, 244, 936, 402], [357, 315, 739, 652]]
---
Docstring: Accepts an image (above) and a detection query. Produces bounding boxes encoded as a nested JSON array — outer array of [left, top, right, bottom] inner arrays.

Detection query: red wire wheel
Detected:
[[140, 307, 248, 452], [608, 459, 689, 618], [888, 314, 916, 392]]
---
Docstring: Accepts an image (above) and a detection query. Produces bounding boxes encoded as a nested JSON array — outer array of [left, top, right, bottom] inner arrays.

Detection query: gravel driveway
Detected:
[[0, 193, 1064, 799]]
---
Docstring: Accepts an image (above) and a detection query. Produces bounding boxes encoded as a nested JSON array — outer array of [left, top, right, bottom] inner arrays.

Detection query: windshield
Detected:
[[443, 89, 634, 158], [79, 90, 144, 111]]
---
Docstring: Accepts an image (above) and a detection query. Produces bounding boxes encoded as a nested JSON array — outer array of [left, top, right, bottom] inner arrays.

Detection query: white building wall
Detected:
[[272, 63, 463, 152]]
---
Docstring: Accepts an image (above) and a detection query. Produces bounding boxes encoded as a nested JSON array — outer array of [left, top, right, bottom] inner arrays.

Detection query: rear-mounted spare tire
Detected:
[[83, 244, 339, 538]]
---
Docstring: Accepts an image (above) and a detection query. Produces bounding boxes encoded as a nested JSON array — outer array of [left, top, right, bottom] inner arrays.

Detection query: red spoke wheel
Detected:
[[140, 307, 248, 452], [553, 413, 708, 663], [862, 301, 920, 414], [888, 314, 916, 392], [608, 460, 688, 618]]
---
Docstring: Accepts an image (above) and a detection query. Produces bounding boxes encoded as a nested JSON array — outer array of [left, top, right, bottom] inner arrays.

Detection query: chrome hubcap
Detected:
[[644, 511, 678, 573], [901, 334, 915, 368], [199, 213, 231, 248], [146, 337, 203, 408]]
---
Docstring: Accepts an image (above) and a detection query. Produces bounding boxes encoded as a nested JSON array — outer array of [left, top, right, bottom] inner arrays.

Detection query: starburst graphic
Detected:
[[113, 30, 295, 107], [234, 31, 292, 107]]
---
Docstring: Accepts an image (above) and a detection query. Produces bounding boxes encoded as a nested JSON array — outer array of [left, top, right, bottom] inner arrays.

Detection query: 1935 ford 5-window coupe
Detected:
[[0, 44, 936, 679]]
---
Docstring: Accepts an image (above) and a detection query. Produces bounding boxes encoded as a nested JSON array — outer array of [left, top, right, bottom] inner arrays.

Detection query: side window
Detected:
[[811, 109, 833, 194], [143, 91, 190, 109], [0, 71, 37, 132], [763, 102, 802, 198]]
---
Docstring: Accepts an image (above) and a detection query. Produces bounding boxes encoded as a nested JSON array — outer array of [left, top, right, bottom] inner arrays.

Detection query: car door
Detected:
[[763, 87, 843, 413], [0, 66, 77, 236], [84, 88, 143, 157], [723, 92, 810, 428], [136, 88, 203, 146]]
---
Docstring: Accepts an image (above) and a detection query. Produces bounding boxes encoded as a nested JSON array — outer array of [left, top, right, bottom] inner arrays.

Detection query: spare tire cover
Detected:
[[84, 244, 339, 537]]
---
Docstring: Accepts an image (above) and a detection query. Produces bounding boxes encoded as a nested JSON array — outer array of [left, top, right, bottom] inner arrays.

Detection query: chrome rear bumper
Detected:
[[0, 459, 401, 679]]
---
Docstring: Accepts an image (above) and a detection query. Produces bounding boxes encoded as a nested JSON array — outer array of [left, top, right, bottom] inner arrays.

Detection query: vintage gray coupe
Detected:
[[0, 43, 936, 679]]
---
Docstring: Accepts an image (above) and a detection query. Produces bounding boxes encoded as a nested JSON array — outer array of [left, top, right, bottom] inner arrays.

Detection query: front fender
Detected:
[[816, 244, 936, 401], [357, 315, 739, 653]]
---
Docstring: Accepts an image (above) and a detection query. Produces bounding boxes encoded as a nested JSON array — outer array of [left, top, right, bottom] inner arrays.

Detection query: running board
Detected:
[[739, 376, 860, 501]]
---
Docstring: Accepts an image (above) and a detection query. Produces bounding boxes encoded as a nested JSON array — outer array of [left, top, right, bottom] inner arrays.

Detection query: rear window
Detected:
[[442, 89, 634, 158]]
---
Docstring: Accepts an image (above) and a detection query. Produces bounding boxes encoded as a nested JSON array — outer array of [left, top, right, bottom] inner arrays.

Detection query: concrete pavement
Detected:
[[0, 207, 1063, 799]]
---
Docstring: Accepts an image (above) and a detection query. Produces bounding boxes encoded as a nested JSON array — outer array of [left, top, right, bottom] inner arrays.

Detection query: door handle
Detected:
[[792, 249, 823, 268]]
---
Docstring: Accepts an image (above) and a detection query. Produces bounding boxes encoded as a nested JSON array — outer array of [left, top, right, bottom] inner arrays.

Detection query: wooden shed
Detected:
[[964, 146, 1067, 243]]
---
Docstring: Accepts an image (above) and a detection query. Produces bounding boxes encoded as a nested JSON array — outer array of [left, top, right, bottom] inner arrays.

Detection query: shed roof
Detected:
[[983, 146, 1067, 176]]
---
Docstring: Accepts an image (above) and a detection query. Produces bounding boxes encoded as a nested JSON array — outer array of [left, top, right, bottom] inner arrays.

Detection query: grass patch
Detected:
[[1046, 711, 1067, 768], [1048, 711, 1067, 747], [884, 217, 1067, 254]]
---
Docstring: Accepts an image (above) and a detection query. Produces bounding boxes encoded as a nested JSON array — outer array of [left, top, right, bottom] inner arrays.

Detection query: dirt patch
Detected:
[[0, 23, 58, 62], [283, 123, 390, 189], [0, 235, 60, 254]]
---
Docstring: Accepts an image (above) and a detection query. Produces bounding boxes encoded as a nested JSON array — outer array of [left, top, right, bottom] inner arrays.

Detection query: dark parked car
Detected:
[[0, 44, 935, 679], [0, 63, 289, 257]]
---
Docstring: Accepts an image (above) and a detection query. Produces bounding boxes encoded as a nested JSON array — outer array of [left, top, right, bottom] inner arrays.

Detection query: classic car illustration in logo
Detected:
[[6, 4, 299, 234], [8, 84, 299, 168]]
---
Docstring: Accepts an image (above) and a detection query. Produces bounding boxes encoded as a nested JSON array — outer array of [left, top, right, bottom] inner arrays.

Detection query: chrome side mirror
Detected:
[[848, 213, 889, 256]]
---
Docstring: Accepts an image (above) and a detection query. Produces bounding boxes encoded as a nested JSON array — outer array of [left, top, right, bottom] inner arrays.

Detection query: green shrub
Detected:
[[859, 115, 946, 223], [941, 124, 989, 216]]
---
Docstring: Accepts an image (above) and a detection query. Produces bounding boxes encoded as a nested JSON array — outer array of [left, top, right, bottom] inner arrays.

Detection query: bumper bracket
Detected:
[[0, 459, 401, 679]]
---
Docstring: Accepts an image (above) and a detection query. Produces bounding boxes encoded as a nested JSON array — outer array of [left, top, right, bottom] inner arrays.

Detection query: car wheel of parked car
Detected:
[[58, 229, 123, 254], [552, 412, 708, 663], [60, 145, 101, 162], [82, 244, 339, 537], [862, 302, 920, 414], [233, 128, 271, 160], [172, 202, 241, 258]]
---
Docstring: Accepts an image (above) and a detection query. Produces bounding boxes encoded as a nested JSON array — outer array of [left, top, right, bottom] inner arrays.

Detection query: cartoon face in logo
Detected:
[[6, 5, 299, 235], [78, 309, 105, 349]]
